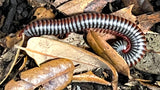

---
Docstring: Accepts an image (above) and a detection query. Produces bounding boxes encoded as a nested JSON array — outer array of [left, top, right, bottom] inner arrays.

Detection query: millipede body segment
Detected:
[[21, 13, 146, 67]]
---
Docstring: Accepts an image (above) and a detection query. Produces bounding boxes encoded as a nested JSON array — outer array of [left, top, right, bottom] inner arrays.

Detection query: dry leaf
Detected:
[[5, 80, 33, 90], [135, 79, 151, 82], [84, 0, 115, 12], [135, 79, 160, 90], [49, 0, 69, 7], [122, 0, 154, 15], [18, 37, 113, 72], [137, 11, 160, 33], [73, 71, 111, 86], [5, 59, 74, 90], [33, 7, 55, 20], [111, 5, 136, 23], [57, 0, 114, 15], [139, 81, 160, 90], [16, 37, 118, 90], [57, 0, 94, 15], [87, 31, 132, 79]]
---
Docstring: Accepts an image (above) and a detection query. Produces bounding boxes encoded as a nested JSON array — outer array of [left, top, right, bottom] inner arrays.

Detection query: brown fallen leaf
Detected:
[[16, 37, 118, 90], [5, 59, 74, 90], [84, 0, 115, 12], [111, 5, 136, 23], [139, 81, 160, 90], [33, 7, 55, 20], [17, 37, 112, 72], [57, 0, 93, 15], [5, 80, 33, 90], [72, 71, 111, 86], [111, 5, 160, 33], [135, 79, 151, 82], [46, 0, 69, 7], [122, 0, 154, 15], [87, 31, 132, 79], [137, 11, 160, 33], [57, 0, 114, 15], [134, 79, 160, 90]]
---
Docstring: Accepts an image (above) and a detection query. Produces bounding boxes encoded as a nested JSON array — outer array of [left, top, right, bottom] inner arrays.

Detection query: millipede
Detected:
[[20, 13, 146, 67]]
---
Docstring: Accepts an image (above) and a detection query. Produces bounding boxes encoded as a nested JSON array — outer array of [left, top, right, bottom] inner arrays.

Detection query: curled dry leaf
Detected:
[[5, 59, 74, 90], [33, 7, 55, 20], [16, 37, 118, 90], [87, 31, 132, 79], [72, 71, 111, 86]]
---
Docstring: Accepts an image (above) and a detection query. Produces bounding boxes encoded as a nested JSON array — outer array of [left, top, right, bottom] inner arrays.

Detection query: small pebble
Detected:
[[22, 11, 28, 18]]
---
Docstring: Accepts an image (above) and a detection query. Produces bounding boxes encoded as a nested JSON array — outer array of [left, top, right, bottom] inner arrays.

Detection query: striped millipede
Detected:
[[21, 13, 146, 67]]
